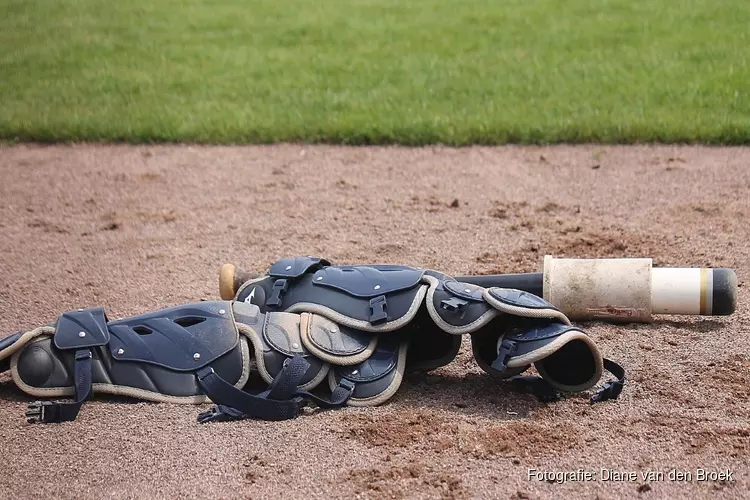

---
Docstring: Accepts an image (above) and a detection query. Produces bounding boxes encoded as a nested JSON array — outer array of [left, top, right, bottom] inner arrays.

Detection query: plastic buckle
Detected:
[[368, 295, 388, 324], [266, 279, 289, 308], [590, 380, 624, 404], [26, 401, 60, 424], [490, 339, 517, 374], [197, 405, 241, 424], [440, 297, 469, 313], [197, 407, 222, 424]]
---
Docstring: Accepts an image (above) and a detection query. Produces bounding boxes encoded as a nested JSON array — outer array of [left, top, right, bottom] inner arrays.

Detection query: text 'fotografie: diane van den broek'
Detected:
[[528, 468, 735, 484]]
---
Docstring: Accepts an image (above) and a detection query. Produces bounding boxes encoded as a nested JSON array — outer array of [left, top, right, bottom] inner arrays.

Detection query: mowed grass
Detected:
[[1, 0, 749, 144]]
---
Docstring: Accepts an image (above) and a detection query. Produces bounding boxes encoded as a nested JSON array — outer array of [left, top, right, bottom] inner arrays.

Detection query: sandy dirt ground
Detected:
[[0, 144, 748, 500]]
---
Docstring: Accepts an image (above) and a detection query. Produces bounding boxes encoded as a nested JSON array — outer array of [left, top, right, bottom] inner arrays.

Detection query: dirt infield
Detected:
[[0, 144, 748, 499]]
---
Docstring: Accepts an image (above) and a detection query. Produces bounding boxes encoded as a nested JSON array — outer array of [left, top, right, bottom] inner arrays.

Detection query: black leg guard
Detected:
[[1, 301, 358, 425]]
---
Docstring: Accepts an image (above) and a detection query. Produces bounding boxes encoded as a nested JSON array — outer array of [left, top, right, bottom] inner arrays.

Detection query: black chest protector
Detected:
[[234, 256, 622, 402]]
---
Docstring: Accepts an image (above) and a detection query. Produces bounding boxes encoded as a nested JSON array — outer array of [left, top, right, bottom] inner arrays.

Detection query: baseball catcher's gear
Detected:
[[0, 257, 624, 424]]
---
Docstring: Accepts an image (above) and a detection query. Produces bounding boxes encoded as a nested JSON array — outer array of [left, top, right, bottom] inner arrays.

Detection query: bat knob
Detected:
[[219, 263, 237, 300], [219, 263, 260, 300], [711, 268, 738, 316]]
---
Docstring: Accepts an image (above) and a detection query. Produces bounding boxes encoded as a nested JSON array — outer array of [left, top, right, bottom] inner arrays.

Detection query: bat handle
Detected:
[[542, 256, 737, 321]]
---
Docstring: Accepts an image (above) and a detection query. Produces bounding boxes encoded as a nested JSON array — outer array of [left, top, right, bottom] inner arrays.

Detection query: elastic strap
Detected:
[[197, 355, 354, 423]]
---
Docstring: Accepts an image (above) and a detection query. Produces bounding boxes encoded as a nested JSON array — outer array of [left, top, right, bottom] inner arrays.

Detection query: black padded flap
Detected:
[[308, 317, 372, 357], [312, 265, 424, 298], [54, 307, 110, 350], [269, 256, 331, 278], [489, 288, 559, 310], [337, 338, 399, 383], [444, 280, 486, 302], [107, 301, 238, 372], [263, 312, 306, 356]]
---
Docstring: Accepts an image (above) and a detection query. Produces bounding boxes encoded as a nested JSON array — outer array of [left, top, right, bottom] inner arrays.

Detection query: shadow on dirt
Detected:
[[0, 378, 160, 407], [391, 371, 560, 420], [0, 364, 583, 422], [648, 318, 730, 332], [580, 318, 729, 333]]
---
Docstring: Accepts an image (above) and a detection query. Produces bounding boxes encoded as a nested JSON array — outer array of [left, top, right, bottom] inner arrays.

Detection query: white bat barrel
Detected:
[[542, 256, 737, 322]]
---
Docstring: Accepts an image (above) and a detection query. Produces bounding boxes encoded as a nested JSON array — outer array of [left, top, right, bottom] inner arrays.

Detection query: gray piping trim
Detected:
[[283, 284, 428, 333], [423, 275, 499, 335], [484, 288, 572, 325]]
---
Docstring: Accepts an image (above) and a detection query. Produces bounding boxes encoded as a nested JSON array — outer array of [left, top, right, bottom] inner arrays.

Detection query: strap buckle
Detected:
[[197, 404, 248, 424], [26, 401, 60, 424], [196, 366, 215, 381], [590, 380, 625, 403], [440, 297, 469, 313], [75, 349, 93, 361], [368, 295, 388, 325], [266, 279, 289, 308], [590, 358, 626, 404], [490, 339, 517, 374]]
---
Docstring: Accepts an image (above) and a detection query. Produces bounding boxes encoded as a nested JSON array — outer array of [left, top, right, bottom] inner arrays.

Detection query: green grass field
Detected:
[[1, 0, 749, 144]]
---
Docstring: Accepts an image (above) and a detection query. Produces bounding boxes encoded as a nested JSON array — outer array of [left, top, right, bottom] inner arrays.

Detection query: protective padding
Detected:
[[312, 265, 425, 298], [235, 303, 409, 404], [107, 301, 239, 371], [233, 257, 609, 399], [12, 335, 250, 402], [328, 338, 408, 406], [6, 302, 252, 404], [470, 320, 603, 392]]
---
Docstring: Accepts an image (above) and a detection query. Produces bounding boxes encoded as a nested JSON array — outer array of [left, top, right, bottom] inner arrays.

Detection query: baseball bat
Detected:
[[219, 256, 737, 322]]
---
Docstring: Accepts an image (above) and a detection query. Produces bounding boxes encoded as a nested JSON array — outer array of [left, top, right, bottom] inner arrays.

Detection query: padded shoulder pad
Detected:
[[269, 256, 331, 278], [107, 301, 238, 372], [488, 288, 559, 310], [312, 265, 424, 298], [54, 307, 110, 350]]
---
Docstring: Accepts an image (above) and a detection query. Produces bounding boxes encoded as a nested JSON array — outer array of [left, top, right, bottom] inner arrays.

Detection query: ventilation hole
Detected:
[[133, 326, 152, 335], [174, 317, 206, 328]]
